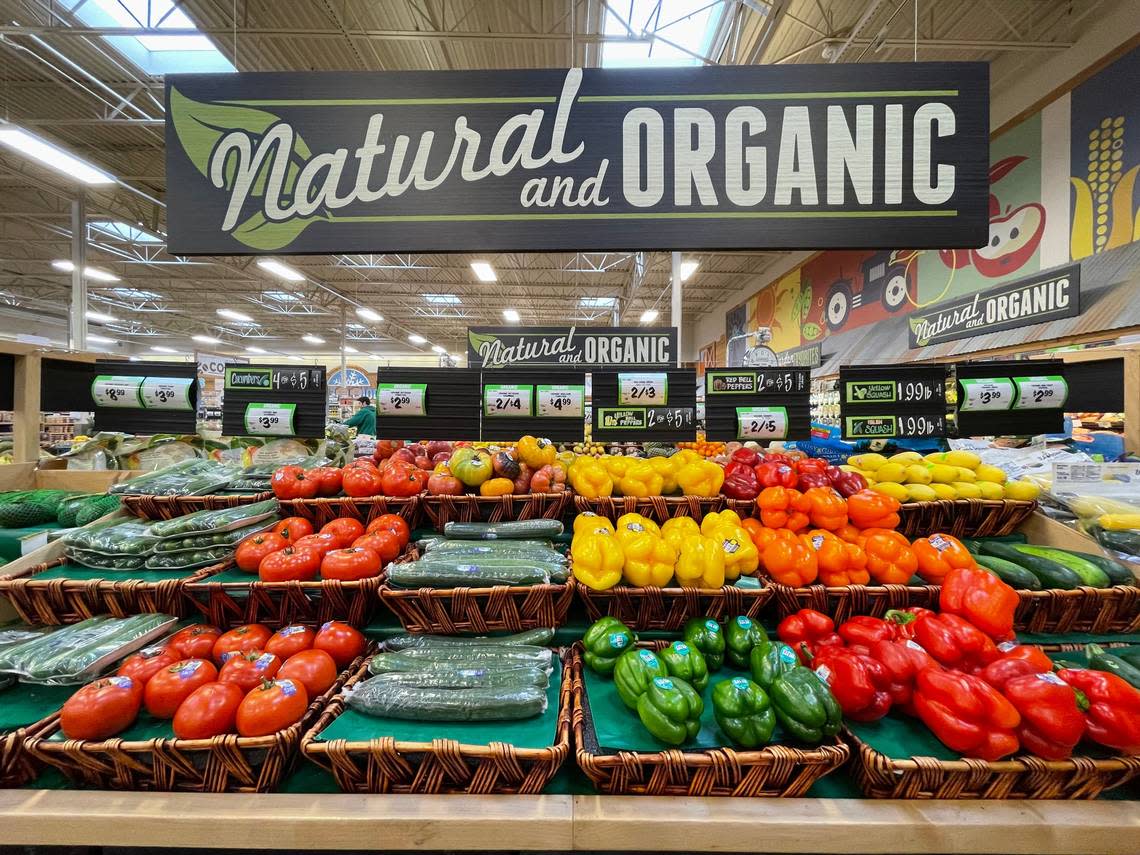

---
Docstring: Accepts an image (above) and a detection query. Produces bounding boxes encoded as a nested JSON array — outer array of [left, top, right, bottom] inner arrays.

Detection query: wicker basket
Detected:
[[896, 499, 1037, 539], [119, 492, 274, 521], [847, 727, 1140, 799], [277, 496, 421, 528], [184, 561, 383, 629], [722, 497, 758, 518], [421, 491, 572, 530], [1, 714, 55, 788], [576, 574, 773, 632], [24, 654, 367, 792], [575, 494, 725, 523], [1013, 586, 1140, 634], [570, 646, 849, 796], [770, 581, 941, 622], [301, 653, 571, 794], [0, 558, 203, 625]]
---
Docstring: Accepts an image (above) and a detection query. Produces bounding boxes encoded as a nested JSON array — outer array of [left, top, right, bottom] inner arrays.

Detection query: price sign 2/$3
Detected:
[[618, 372, 667, 405]]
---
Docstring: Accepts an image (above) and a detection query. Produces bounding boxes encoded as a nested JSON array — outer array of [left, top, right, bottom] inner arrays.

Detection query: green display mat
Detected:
[[30, 563, 195, 583], [0, 682, 73, 731], [194, 566, 258, 584], [0, 523, 59, 561], [314, 666, 562, 751]]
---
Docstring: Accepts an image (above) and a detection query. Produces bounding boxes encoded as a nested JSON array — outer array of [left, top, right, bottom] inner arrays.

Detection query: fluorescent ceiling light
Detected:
[[470, 261, 497, 282], [680, 260, 699, 281], [343, 345, 358, 354], [89, 220, 162, 244], [217, 308, 254, 323], [245, 346, 266, 354], [151, 345, 177, 353], [192, 334, 221, 344], [355, 307, 383, 322], [86, 334, 116, 345], [0, 126, 115, 184], [86, 310, 117, 323], [580, 296, 617, 309], [601, 0, 724, 69], [408, 334, 427, 345], [424, 293, 461, 305], [502, 308, 520, 323], [302, 334, 326, 345], [52, 260, 120, 282], [431, 345, 446, 353], [640, 309, 659, 323], [257, 259, 305, 281]]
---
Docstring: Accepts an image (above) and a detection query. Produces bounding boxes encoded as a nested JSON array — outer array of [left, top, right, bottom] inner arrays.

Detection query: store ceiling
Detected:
[[0, 0, 1115, 362]]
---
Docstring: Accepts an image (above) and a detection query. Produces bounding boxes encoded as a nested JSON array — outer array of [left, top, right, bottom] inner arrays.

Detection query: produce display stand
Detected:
[[575, 573, 771, 631], [119, 491, 275, 521], [421, 490, 573, 528], [894, 498, 1037, 539], [575, 495, 726, 523]]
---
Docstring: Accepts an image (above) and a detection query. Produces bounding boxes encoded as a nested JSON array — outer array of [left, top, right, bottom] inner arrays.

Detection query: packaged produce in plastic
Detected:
[[368, 645, 554, 674], [359, 666, 549, 690], [345, 678, 547, 721], [385, 628, 554, 650], [63, 518, 162, 555], [149, 498, 279, 539]]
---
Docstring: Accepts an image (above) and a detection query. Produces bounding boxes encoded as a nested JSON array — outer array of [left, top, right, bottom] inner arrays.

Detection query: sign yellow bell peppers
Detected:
[[571, 530, 624, 590]]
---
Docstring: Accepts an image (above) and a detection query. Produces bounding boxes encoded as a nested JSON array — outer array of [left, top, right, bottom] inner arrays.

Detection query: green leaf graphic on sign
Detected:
[[231, 212, 327, 252], [469, 331, 501, 365], [908, 316, 930, 347]]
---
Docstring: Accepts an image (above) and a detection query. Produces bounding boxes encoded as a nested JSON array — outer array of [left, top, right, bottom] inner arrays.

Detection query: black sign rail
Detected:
[[955, 359, 1068, 437], [91, 360, 199, 434], [165, 64, 989, 256], [221, 363, 326, 438], [469, 326, 677, 370], [592, 369, 696, 443], [479, 368, 586, 443], [838, 364, 949, 440], [704, 368, 810, 442], [375, 368, 480, 440]]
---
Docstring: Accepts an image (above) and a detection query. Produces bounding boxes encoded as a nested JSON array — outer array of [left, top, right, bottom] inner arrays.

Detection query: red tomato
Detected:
[[264, 625, 316, 659], [272, 517, 314, 542], [116, 645, 177, 685], [344, 458, 378, 470], [259, 546, 321, 582], [342, 467, 382, 498], [320, 547, 382, 581], [278, 649, 338, 698], [234, 531, 288, 573], [212, 624, 273, 664], [218, 650, 282, 692], [366, 513, 410, 547], [320, 517, 365, 547], [167, 625, 221, 660], [292, 532, 339, 558], [144, 659, 218, 719], [271, 465, 320, 500], [172, 681, 244, 740], [313, 621, 367, 668], [352, 531, 401, 562], [307, 466, 343, 497], [61, 676, 143, 740], [235, 679, 310, 737]]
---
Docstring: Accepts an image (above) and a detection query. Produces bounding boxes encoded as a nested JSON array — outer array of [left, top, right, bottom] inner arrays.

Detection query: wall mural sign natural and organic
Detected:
[[165, 64, 989, 255]]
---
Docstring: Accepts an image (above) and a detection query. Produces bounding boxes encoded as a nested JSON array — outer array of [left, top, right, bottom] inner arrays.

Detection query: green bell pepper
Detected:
[[769, 666, 842, 743], [637, 676, 703, 745], [582, 616, 636, 675], [613, 648, 668, 709], [659, 640, 709, 692], [682, 617, 726, 671], [712, 676, 775, 748], [724, 615, 768, 669], [749, 640, 800, 690]]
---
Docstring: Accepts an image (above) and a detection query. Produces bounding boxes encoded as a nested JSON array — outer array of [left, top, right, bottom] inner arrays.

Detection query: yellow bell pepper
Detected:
[[712, 524, 760, 581], [660, 516, 700, 552], [649, 456, 678, 494], [674, 534, 726, 589], [621, 531, 677, 587], [556, 450, 577, 469], [618, 460, 664, 497], [517, 435, 556, 469], [569, 459, 613, 498], [572, 512, 615, 536], [602, 455, 631, 480], [571, 531, 624, 590], [615, 512, 660, 544], [671, 449, 701, 467], [675, 459, 725, 496], [700, 509, 744, 537]]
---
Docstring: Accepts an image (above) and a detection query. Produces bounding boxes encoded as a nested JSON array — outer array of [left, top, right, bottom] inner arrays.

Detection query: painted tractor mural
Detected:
[[823, 250, 913, 332]]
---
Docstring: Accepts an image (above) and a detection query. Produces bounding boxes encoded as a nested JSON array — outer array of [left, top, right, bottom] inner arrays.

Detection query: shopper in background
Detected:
[[342, 395, 377, 436]]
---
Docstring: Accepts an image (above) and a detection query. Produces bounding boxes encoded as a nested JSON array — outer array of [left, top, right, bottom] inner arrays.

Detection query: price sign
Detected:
[[271, 367, 322, 392], [244, 403, 296, 436], [484, 384, 533, 417], [536, 384, 583, 418], [736, 406, 788, 440], [140, 377, 194, 411], [377, 383, 426, 416], [618, 372, 667, 405], [91, 375, 143, 408], [845, 414, 946, 439], [1012, 375, 1069, 410], [647, 407, 694, 429], [959, 378, 1016, 412]]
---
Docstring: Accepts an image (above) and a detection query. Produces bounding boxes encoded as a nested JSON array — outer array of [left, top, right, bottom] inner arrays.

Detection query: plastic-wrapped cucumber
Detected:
[[150, 498, 279, 539], [153, 521, 272, 553], [385, 628, 554, 650], [387, 558, 550, 588], [369, 646, 553, 673], [0, 614, 173, 683], [67, 548, 147, 571], [423, 539, 562, 557], [63, 519, 161, 555], [145, 545, 232, 570], [346, 679, 547, 721], [359, 666, 549, 689], [443, 519, 564, 540]]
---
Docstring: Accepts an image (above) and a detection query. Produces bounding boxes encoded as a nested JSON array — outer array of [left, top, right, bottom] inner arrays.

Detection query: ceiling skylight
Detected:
[[424, 294, 461, 305], [89, 220, 163, 244], [601, 0, 725, 68], [62, 0, 234, 75], [580, 296, 617, 309]]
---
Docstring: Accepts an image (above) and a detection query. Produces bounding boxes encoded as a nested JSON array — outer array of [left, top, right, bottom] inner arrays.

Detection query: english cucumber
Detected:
[[369, 645, 553, 671], [1012, 546, 1111, 588], [978, 541, 1082, 590], [387, 558, 550, 588], [360, 666, 549, 689], [971, 553, 1041, 590], [443, 519, 564, 540], [385, 628, 554, 650], [1063, 550, 1136, 586], [347, 678, 547, 721], [1085, 644, 1140, 689]]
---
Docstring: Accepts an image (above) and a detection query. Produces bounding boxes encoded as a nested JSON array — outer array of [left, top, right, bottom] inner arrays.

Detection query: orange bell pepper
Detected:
[[800, 529, 869, 586], [864, 531, 919, 585], [847, 489, 901, 530], [833, 523, 862, 544], [756, 487, 809, 531], [740, 517, 765, 545], [912, 533, 976, 584], [794, 487, 848, 531], [762, 537, 818, 587]]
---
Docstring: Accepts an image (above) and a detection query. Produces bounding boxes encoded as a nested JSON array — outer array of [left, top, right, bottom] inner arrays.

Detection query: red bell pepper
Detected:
[[980, 642, 1055, 688], [756, 460, 798, 489], [777, 608, 843, 664], [730, 447, 761, 468], [913, 668, 1021, 760], [869, 638, 939, 714], [883, 607, 935, 641], [1058, 668, 1140, 754], [813, 646, 892, 721], [722, 460, 760, 500], [911, 612, 999, 671], [939, 565, 1019, 641], [763, 453, 793, 466], [1001, 673, 1087, 760], [826, 466, 869, 498], [795, 470, 832, 490], [838, 616, 895, 648], [795, 458, 829, 475]]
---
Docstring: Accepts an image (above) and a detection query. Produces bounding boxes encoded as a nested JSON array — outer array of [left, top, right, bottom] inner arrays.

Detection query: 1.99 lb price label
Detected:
[[377, 383, 425, 416], [244, 403, 296, 436], [484, 384, 533, 417], [536, 384, 583, 418], [736, 406, 788, 440], [959, 377, 1016, 412]]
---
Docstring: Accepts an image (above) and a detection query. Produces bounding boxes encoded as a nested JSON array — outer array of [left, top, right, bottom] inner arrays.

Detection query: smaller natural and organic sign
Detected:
[[484, 384, 533, 417], [377, 382, 426, 416], [244, 403, 296, 436], [598, 408, 647, 429], [736, 406, 788, 440], [536, 384, 584, 418]]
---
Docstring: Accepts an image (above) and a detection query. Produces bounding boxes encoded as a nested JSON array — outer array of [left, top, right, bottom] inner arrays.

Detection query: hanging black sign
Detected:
[[165, 64, 988, 255], [908, 263, 1080, 348], [375, 368, 481, 440], [592, 370, 696, 443], [838, 364, 948, 440], [704, 368, 810, 442], [479, 369, 586, 443], [469, 326, 677, 369], [221, 364, 326, 438], [92, 360, 199, 434], [955, 359, 1067, 437]]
